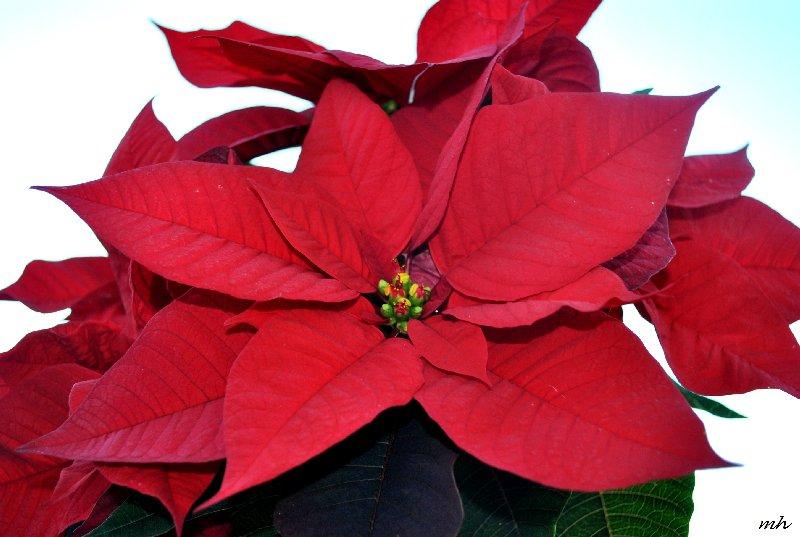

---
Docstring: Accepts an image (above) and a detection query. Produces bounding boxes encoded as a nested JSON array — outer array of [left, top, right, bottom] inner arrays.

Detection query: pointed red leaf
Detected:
[[671, 197, 800, 322], [417, 0, 601, 62], [1, 257, 113, 313], [603, 209, 675, 289], [445, 266, 638, 327], [408, 316, 490, 383], [491, 64, 549, 105], [416, 310, 728, 491], [98, 462, 217, 536], [251, 173, 395, 292], [668, 147, 754, 208], [292, 80, 422, 255], [160, 22, 426, 103], [643, 238, 800, 397], [211, 307, 424, 503], [0, 321, 129, 396], [37, 161, 356, 303], [21, 292, 251, 463], [174, 106, 310, 162], [505, 28, 600, 92], [0, 364, 99, 535], [430, 89, 715, 301], [104, 101, 176, 176]]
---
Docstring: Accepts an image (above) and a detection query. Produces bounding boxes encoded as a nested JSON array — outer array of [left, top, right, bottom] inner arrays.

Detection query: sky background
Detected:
[[0, 1, 798, 535]]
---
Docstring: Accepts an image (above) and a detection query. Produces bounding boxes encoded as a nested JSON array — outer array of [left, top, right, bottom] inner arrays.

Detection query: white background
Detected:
[[0, 1, 797, 535]]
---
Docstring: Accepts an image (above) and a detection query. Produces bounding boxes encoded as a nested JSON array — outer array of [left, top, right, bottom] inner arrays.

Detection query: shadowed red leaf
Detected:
[[0, 321, 129, 396], [160, 21, 427, 103], [0, 364, 99, 535], [603, 209, 676, 289], [505, 27, 600, 92], [174, 106, 310, 162]]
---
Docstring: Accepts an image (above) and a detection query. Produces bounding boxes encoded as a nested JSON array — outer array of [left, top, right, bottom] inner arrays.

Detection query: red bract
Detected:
[[2, 1, 799, 535]]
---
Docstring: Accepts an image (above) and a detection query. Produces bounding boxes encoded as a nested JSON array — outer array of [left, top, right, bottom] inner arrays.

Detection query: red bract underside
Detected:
[[1, 0, 798, 534]]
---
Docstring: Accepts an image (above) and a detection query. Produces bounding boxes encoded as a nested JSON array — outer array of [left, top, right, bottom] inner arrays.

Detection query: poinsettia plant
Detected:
[[1, 0, 798, 535]]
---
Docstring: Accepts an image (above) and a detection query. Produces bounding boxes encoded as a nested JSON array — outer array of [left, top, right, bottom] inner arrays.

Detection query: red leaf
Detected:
[[0, 364, 99, 535], [445, 266, 638, 327], [68, 379, 98, 414], [415, 311, 728, 491], [408, 316, 490, 383], [417, 0, 601, 62], [160, 21, 426, 103], [251, 174, 395, 292], [36, 462, 110, 537], [505, 28, 600, 92], [37, 161, 356, 303], [491, 64, 549, 104], [430, 89, 715, 301], [671, 197, 800, 323], [404, 10, 528, 249], [668, 147, 754, 208], [98, 462, 217, 536], [209, 307, 424, 504], [104, 101, 176, 176], [643, 238, 800, 397], [0, 321, 129, 396], [0, 257, 114, 313], [294, 80, 422, 255], [174, 106, 310, 162], [21, 292, 251, 463], [129, 261, 173, 330], [603, 209, 675, 289], [227, 296, 384, 329]]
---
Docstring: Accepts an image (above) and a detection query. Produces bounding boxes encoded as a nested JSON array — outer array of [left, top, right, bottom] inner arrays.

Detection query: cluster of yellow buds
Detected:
[[377, 272, 431, 333]]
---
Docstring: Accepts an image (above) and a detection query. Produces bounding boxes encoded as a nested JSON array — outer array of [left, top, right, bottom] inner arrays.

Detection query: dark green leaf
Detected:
[[274, 411, 462, 537], [633, 87, 653, 94], [553, 476, 695, 537], [456, 454, 568, 536], [85, 494, 172, 537], [675, 382, 745, 418]]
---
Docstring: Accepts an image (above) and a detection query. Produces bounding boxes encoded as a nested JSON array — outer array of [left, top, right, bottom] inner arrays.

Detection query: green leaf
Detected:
[[456, 454, 568, 536], [273, 413, 461, 536], [86, 494, 172, 537], [553, 476, 695, 537], [632, 87, 653, 94], [675, 382, 745, 418]]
